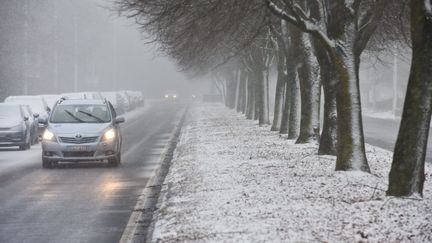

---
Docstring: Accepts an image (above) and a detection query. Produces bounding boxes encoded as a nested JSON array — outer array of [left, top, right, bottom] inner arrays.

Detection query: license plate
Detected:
[[67, 145, 89, 151]]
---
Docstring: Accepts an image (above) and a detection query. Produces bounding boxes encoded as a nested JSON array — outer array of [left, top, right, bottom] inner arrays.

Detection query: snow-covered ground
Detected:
[[150, 103, 432, 242]]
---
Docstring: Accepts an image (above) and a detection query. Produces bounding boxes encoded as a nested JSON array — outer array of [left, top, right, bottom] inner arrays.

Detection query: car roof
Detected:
[[57, 99, 106, 105], [0, 102, 20, 106], [5, 95, 41, 100]]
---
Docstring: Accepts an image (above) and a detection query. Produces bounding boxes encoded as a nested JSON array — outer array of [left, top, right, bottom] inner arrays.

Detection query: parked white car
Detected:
[[101, 92, 126, 115], [60, 92, 102, 100], [39, 94, 62, 110]]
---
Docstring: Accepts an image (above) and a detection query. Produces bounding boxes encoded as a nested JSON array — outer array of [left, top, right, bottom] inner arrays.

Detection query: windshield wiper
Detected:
[[64, 110, 84, 123], [77, 110, 105, 122]]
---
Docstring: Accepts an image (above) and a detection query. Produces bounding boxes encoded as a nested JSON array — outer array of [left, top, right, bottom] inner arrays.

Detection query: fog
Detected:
[[0, 0, 208, 100], [0, 0, 412, 112]]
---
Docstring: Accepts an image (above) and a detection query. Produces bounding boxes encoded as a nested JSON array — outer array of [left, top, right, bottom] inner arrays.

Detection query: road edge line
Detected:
[[119, 105, 189, 243]]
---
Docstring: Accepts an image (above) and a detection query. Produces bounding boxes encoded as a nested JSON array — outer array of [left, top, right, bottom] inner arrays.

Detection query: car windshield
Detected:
[[0, 105, 21, 118], [50, 104, 110, 123]]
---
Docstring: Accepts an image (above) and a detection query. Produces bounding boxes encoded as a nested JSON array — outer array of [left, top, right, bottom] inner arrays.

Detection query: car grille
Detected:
[[59, 136, 99, 144], [63, 151, 95, 157]]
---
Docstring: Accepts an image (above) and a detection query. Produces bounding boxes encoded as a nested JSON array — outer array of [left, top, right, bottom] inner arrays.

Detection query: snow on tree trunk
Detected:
[[314, 40, 337, 155], [296, 33, 321, 144], [271, 50, 286, 131], [387, 0, 432, 197]]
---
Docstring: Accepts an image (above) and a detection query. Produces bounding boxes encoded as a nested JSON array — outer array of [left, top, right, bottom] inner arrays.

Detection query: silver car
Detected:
[[0, 103, 32, 150], [40, 99, 125, 168]]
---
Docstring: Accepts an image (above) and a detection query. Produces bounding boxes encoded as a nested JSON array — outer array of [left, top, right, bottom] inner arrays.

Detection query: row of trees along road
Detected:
[[117, 0, 432, 198]]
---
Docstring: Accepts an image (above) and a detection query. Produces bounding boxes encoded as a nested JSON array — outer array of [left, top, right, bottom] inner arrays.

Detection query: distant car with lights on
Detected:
[[164, 90, 178, 100], [39, 98, 125, 168]]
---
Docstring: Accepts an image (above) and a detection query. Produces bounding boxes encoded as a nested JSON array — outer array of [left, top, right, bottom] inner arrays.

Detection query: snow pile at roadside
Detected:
[[151, 103, 432, 242]]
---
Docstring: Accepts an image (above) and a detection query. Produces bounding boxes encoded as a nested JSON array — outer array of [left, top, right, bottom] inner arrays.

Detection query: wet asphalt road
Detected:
[[0, 101, 185, 243], [363, 116, 432, 162]]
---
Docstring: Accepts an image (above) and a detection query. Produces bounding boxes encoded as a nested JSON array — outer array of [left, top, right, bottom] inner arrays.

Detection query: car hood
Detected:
[[0, 117, 22, 128], [48, 123, 111, 135]]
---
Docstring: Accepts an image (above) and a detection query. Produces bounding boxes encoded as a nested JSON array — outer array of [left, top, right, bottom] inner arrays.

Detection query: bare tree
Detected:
[[266, 0, 389, 171], [387, 0, 432, 197]]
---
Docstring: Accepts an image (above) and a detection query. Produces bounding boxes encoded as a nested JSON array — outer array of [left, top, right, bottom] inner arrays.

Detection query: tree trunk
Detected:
[[246, 71, 255, 120], [332, 46, 370, 172], [296, 33, 321, 143], [387, 1, 432, 197], [314, 40, 337, 155], [279, 79, 290, 134], [237, 69, 247, 113], [225, 70, 237, 109], [256, 67, 270, 125], [280, 21, 300, 138], [254, 74, 260, 121], [287, 70, 300, 139], [243, 74, 249, 114], [271, 50, 286, 131]]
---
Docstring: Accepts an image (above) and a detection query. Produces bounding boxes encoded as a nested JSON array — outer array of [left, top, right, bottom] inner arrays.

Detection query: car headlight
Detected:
[[173, 95, 177, 98], [43, 129, 56, 141], [164, 95, 169, 98], [103, 129, 116, 140]]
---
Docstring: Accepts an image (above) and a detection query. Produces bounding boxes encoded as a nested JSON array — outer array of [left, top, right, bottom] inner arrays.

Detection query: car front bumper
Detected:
[[42, 140, 119, 162]]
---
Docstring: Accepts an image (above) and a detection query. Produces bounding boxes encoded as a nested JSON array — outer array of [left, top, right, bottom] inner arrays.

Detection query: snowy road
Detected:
[[0, 101, 185, 243], [363, 116, 432, 162]]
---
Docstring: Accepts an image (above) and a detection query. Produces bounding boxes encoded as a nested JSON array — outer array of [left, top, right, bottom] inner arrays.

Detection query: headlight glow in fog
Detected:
[[104, 129, 116, 140], [43, 130, 55, 140]]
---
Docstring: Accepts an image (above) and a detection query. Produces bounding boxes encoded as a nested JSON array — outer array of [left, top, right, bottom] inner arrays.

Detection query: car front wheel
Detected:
[[42, 158, 52, 168], [108, 152, 121, 167]]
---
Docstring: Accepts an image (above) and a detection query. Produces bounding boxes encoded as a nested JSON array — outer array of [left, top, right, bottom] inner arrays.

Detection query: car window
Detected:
[[50, 104, 111, 123]]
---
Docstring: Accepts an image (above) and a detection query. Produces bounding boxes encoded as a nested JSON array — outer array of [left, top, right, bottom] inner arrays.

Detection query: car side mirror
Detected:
[[38, 118, 48, 125], [115, 117, 125, 124], [33, 113, 39, 118], [46, 107, 51, 113], [24, 116, 29, 121]]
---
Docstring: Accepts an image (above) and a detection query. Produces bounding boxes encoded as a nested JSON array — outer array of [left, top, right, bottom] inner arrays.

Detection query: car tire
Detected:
[[32, 133, 38, 145], [25, 135, 31, 150], [108, 152, 121, 167], [19, 134, 31, 150], [42, 158, 52, 168]]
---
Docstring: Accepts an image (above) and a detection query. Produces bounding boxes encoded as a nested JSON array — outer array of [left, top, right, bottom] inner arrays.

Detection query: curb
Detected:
[[119, 106, 189, 243]]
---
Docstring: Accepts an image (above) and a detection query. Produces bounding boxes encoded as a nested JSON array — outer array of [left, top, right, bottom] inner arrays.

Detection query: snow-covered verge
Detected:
[[151, 103, 432, 242]]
